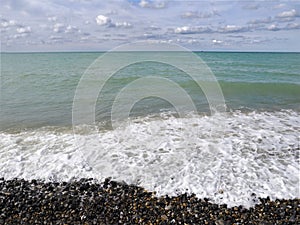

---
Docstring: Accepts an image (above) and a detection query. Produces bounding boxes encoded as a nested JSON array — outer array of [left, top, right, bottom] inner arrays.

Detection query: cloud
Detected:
[[142, 32, 158, 39], [139, 0, 149, 8], [219, 25, 247, 33], [248, 17, 273, 25], [95, 14, 132, 28], [114, 22, 132, 28], [52, 23, 80, 34], [16, 26, 31, 33], [53, 23, 65, 33], [47, 16, 57, 22], [242, 4, 260, 10], [1, 19, 17, 28], [181, 10, 219, 19], [273, 4, 286, 9], [212, 39, 223, 44], [9, 25, 32, 39], [95, 15, 112, 26], [138, 0, 166, 9], [50, 35, 63, 40], [13, 33, 28, 39], [147, 25, 160, 31], [266, 22, 300, 32], [48, 35, 66, 44], [248, 11, 298, 27], [65, 25, 80, 33], [277, 9, 298, 18], [173, 24, 250, 35], [268, 24, 280, 31], [0, 19, 17, 32], [174, 26, 211, 34], [286, 23, 300, 30]]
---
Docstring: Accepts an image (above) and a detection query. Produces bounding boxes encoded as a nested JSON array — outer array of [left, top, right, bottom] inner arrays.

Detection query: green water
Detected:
[[1, 52, 300, 130]]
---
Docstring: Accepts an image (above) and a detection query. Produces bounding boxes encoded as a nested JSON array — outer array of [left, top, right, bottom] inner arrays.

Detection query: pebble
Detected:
[[0, 178, 299, 224]]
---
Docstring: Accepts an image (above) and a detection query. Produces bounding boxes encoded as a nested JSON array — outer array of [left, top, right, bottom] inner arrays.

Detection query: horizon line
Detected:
[[1, 50, 300, 54]]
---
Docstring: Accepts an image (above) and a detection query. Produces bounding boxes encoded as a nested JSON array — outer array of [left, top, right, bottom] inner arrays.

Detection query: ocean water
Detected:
[[0, 51, 299, 207]]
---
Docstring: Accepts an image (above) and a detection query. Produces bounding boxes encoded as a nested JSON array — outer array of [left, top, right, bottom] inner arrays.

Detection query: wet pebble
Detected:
[[0, 178, 299, 224]]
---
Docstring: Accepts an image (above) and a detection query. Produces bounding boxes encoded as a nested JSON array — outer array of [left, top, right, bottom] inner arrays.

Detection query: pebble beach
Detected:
[[0, 178, 299, 224]]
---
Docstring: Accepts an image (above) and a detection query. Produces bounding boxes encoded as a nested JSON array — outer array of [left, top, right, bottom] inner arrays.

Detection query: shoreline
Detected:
[[0, 178, 299, 224]]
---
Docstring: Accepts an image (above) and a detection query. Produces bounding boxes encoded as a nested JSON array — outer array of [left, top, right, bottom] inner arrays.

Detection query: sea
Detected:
[[0, 51, 299, 208]]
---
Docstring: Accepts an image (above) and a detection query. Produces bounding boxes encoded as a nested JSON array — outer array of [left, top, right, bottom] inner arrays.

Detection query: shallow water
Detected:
[[0, 52, 299, 207]]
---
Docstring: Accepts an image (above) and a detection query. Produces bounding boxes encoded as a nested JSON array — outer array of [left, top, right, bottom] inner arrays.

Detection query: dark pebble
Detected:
[[0, 178, 299, 224]]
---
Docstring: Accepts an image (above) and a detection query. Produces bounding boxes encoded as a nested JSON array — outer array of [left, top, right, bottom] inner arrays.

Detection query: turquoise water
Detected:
[[1, 52, 299, 130], [0, 52, 299, 207]]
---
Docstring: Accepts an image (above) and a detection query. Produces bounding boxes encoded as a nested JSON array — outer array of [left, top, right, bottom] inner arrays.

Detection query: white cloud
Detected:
[[212, 39, 223, 44], [181, 12, 196, 18], [80, 36, 89, 41], [277, 9, 298, 18], [13, 33, 28, 39], [65, 25, 80, 33], [174, 26, 211, 34], [146, 39, 173, 44], [139, 0, 166, 9], [219, 25, 247, 33], [174, 24, 249, 35], [47, 16, 57, 22], [174, 26, 191, 34], [248, 17, 272, 25], [273, 4, 286, 9], [115, 22, 132, 28], [1, 19, 16, 27], [139, 0, 149, 8], [50, 35, 63, 40], [242, 4, 259, 10], [95, 15, 111, 26], [181, 10, 219, 19], [52, 23, 81, 34], [53, 23, 65, 33], [186, 39, 201, 44], [16, 26, 31, 34], [145, 25, 161, 31], [143, 33, 157, 38], [268, 24, 279, 31], [107, 10, 117, 15], [95, 14, 132, 29], [285, 23, 300, 30]]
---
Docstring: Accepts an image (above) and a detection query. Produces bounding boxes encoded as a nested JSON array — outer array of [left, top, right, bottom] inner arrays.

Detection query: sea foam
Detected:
[[0, 110, 299, 208]]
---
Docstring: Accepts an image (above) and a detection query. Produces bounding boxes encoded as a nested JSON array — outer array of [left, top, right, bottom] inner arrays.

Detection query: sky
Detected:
[[0, 0, 300, 52]]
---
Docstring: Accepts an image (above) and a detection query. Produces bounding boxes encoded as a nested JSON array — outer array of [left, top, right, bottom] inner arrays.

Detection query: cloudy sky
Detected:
[[1, 0, 299, 52]]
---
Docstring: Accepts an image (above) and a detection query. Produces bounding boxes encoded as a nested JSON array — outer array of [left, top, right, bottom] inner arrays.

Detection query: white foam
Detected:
[[0, 110, 299, 208]]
